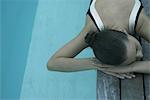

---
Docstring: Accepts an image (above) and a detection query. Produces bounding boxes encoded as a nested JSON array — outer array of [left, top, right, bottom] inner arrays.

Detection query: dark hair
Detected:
[[85, 29, 128, 65]]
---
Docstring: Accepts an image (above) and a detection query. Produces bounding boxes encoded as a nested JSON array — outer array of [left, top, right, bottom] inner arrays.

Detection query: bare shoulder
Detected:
[[79, 15, 98, 38], [137, 9, 150, 42]]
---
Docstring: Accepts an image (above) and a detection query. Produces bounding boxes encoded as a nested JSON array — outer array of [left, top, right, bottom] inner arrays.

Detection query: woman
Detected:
[[47, 0, 150, 77]]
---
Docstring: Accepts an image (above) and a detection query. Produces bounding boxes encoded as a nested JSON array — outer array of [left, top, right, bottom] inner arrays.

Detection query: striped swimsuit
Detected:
[[87, 0, 143, 35]]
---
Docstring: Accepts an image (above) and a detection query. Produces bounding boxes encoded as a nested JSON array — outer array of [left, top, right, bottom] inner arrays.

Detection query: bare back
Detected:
[[86, 0, 150, 41]]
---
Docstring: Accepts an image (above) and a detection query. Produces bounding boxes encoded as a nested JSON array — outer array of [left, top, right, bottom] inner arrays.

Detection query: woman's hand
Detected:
[[93, 62, 133, 73], [92, 62, 136, 79], [101, 71, 136, 79]]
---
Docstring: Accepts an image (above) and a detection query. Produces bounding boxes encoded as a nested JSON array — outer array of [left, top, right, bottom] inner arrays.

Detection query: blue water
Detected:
[[2, 0, 97, 100]]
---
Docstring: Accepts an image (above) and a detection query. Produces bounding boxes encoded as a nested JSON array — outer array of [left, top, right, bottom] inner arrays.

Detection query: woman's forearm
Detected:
[[47, 57, 99, 72], [132, 60, 150, 73], [95, 60, 150, 74]]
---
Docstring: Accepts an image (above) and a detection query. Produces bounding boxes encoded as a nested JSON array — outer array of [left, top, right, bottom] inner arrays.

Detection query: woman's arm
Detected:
[[47, 15, 99, 72], [47, 57, 98, 72], [95, 60, 150, 74], [137, 10, 150, 42], [132, 61, 150, 73]]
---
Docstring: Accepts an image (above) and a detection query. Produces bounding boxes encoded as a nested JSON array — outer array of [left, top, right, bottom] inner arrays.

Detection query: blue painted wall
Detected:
[[20, 0, 96, 100], [0, 1, 2, 98], [1, 0, 97, 99], [1, 0, 38, 99]]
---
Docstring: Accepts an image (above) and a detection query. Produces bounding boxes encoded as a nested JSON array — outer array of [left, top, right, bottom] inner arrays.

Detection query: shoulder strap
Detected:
[[129, 0, 143, 35], [87, 0, 104, 31]]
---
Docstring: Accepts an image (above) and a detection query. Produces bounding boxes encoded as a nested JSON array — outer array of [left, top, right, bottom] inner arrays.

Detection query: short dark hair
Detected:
[[85, 29, 128, 65]]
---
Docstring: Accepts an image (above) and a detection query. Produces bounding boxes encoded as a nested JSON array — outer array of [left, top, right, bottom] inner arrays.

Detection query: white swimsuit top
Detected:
[[87, 0, 143, 34]]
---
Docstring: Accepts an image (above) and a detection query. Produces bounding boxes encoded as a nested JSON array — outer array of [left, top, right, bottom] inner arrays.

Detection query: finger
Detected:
[[124, 73, 136, 78], [121, 74, 132, 79], [128, 73, 136, 78], [103, 71, 125, 79], [132, 74, 136, 77], [120, 73, 136, 79]]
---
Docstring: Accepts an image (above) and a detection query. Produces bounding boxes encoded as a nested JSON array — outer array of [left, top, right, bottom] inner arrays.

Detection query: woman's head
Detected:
[[85, 29, 143, 65], [122, 34, 143, 65]]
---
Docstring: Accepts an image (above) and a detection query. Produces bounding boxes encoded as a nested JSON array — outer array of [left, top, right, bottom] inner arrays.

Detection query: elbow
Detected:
[[47, 61, 52, 71], [47, 59, 56, 71], [47, 54, 60, 71], [47, 57, 63, 71], [47, 61, 50, 71]]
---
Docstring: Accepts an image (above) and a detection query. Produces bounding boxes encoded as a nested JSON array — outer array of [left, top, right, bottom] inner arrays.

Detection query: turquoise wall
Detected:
[[1, 0, 38, 99], [2, 0, 97, 100], [20, 0, 96, 99], [0, 1, 2, 98]]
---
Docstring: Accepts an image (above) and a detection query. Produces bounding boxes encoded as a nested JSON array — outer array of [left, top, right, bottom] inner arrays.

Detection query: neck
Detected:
[[110, 25, 128, 34]]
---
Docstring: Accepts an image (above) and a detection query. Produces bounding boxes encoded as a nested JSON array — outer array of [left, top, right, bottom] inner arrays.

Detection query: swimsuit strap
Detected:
[[129, 0, 143, 35], [88, 0, 142, 33], [87, 0, 104, 31]]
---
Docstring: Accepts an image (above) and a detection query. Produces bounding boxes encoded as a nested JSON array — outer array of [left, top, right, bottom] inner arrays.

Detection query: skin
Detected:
[[47, 0, 150, 78], [121, 35, 143, 65]]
